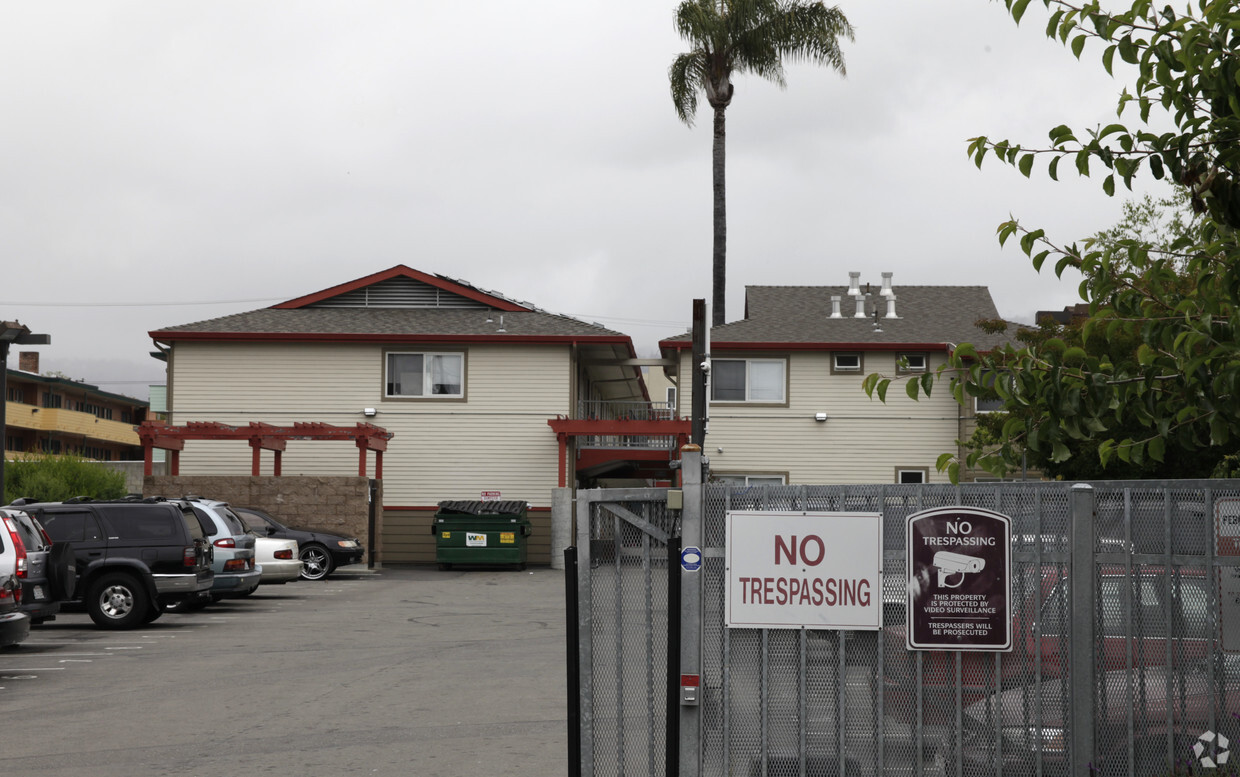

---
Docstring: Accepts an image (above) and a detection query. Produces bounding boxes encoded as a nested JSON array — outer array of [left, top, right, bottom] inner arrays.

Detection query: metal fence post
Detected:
[[566, 545, 582, 777], [1069, 483, 1096, 777], [679, 444, 704, 777], [576, 490, 596, 777]]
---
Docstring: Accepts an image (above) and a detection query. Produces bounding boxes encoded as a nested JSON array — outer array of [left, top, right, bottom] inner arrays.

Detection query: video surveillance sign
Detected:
[[907, 507, 1012, 651]]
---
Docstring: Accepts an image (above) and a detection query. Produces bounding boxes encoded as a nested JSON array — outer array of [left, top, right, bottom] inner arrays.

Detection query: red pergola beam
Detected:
[[137, 420, 393, 478]]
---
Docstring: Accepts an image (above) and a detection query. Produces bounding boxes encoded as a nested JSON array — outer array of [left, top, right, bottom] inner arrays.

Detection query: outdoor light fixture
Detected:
[[815, 413, 828, 422], [363, 408, 377, 417]]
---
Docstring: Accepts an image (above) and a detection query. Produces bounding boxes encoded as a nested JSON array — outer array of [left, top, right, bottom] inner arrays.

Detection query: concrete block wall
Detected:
[[144, 475, 381, 561]]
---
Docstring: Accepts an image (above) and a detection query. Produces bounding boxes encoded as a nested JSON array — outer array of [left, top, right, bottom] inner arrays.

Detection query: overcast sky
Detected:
[[0, 1, 1162, 400]]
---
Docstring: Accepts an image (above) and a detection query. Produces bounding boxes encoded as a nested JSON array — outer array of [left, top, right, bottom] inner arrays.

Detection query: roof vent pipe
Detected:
[[880, 272, 894, 298], [829, 296, 842, 319], [854, 295, 867, 319], [848, 271, 861, 297], [886, 294, 899, 319]]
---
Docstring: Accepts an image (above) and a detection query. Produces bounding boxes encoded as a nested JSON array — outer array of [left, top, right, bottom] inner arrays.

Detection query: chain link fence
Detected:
[[575, 479, 1240, 777]]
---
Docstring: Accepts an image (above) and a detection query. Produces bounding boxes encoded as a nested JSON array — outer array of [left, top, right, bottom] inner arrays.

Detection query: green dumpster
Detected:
[[432, 500, 532, 570]]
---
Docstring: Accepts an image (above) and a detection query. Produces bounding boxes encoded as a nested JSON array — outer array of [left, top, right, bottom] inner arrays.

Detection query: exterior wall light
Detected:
[[815, 413, 827, 422], [363, 408, 377, 417]]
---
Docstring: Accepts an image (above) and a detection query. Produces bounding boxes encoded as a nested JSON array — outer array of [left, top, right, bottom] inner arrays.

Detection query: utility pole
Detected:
[[690, 299, 707, 447]]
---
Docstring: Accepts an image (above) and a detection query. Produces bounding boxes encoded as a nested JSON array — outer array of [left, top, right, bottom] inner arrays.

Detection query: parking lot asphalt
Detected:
[[0, 565, 570, 777]]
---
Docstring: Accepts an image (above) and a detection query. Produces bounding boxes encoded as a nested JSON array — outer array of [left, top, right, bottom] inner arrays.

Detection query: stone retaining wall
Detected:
[[144, 475, 382, 561]]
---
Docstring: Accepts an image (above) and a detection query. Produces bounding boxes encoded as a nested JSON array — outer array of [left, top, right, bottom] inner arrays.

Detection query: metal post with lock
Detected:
[[678, 443, 704, 777]]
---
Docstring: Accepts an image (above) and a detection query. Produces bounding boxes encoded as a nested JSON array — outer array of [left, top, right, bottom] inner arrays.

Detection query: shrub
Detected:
[[2, 455, 127, 504]]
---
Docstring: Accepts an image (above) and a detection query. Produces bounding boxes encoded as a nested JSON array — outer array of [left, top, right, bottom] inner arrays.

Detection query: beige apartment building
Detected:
[[658, 273, 1013, 485], [147, 265, 685, 563]]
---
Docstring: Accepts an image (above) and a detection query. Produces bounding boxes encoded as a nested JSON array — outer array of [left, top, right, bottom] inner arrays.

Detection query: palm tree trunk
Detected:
[[712, 104, 727, 327]]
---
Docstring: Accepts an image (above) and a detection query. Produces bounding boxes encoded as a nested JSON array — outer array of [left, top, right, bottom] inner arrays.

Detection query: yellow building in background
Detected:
[[3, 352, 148, 462]]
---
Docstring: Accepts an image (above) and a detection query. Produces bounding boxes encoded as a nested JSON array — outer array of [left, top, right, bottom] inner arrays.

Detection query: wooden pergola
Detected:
[[136, 420, 393, 478]]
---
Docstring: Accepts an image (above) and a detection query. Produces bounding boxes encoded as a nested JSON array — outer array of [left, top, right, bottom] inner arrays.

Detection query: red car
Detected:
[[885, 564, 1211, 723]]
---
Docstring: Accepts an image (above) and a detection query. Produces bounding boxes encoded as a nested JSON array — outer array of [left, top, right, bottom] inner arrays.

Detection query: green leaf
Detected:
[[936, 452, 955, 471], [1103, 174, 1115, 196], [1052, 441, 1071, 463], [1076, 150, 1090, 176], [862, 372, 878, 398], [1071, 34, 1087, 59], [1019, 153, 1035, 178], [1102, 44, 1117, 74], [1011, 0, 1033, 24], [920, 372, 934, 397], [876, 378, 890, 403], [1048, 156, 1061, 181], [905, 377, 919, 401], [1147, 435, 1165, 462]]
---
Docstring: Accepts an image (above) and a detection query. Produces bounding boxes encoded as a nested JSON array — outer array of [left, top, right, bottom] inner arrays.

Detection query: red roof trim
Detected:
[[658, 340, 953, 352], [150, 331, 634, 347], [271, 265, 529, 312]]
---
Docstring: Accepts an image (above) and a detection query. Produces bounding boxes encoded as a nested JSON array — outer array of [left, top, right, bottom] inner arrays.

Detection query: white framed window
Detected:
[[896, 468, 928, 484], [715, 474, 787, 487], [898, 353, 928, 373], [385, 352, 464, 398], [974, 397, 1006, 414], [832, 352, 862, 374], [711, 359, 785, 403]]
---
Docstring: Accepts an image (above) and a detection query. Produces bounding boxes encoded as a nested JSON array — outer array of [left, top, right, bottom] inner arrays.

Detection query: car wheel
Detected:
[[299, 544, 334, 581], [86, 573, 149, 630], [48, 541, 77, 600]]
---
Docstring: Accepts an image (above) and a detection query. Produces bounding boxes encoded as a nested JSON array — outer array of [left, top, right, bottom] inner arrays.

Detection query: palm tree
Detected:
[[669, 0, 852, 326]]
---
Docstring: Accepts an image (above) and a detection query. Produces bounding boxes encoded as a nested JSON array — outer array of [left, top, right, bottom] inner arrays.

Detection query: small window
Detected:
[[975, 397, 1006, 414], [714, 474, 786, 487], [832, 353, 863, 374], [899, 353, 928, 373], [386, 352, 465, 398], [896, 468, 927, 484], [711, 359, 785, 403]]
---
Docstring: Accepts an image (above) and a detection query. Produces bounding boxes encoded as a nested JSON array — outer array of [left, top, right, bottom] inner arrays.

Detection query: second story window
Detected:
[[711, 359, 785, 403], [385, 352, 464, 398], [832, 353, 863, 374]]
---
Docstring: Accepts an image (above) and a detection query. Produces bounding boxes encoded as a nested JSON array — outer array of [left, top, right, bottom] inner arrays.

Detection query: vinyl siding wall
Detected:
[[168, 341, 571, 510], [679, 350, 962, 484]]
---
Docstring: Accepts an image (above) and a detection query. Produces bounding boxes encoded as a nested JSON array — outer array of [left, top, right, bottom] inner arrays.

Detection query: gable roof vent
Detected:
[[847, 271, 861, 297], [886, 294, 899, 319], [829, 295, 843, 319], [880, 272, 894, 298], [854, 294, 867, 319]]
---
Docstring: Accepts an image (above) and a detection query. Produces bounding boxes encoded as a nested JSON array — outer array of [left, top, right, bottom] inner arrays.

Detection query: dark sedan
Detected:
[[233, 507, 364, 581]]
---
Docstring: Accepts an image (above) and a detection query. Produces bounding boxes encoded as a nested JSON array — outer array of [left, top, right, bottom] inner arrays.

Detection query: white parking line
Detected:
[[59, 659, 93, 663], [0, 667, 65, 673], [104, 646, 143, 651]]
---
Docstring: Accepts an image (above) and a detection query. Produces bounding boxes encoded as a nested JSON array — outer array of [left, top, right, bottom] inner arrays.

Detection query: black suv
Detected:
[[19, 498, 215, 629]]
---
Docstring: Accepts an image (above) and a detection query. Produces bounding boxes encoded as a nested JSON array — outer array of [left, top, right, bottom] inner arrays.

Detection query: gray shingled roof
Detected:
[[151, 307, 627, 339], [662, 286, 1012, 350]]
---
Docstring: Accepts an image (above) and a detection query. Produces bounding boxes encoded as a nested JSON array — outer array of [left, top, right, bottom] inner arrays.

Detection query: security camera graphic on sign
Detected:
[[933, 551, 985, 589]]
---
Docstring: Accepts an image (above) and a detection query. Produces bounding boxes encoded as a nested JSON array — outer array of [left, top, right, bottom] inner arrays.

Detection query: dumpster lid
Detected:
[[436, 500, 529, 516]]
